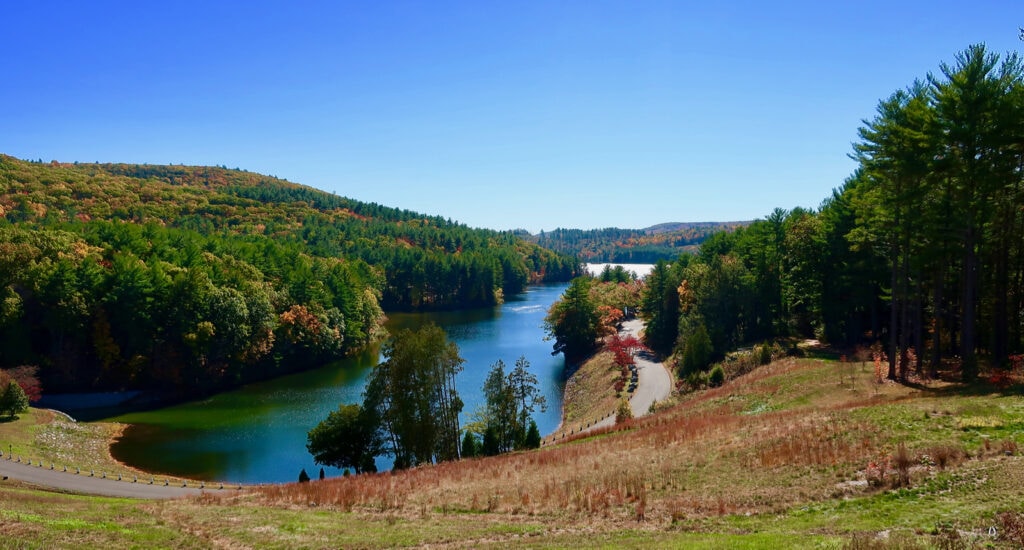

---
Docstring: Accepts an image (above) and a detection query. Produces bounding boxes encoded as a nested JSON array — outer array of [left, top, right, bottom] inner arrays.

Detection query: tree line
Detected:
[[527, 222, 746, 263], [544, 274, 643, 366], [0, 157, 578, 394], [640, 44, 1024, 381]]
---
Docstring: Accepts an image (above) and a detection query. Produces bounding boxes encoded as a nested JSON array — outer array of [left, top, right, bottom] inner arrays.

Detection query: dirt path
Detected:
[[0, 456, 224, 499], [589, 319, 672, 431]]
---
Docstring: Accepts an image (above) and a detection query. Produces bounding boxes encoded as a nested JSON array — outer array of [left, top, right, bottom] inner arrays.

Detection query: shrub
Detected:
[[680, 324, 712, 376], [684, 371, 707, 390], [988, 368, 1014, 389], [708, 365, 725, 388], [615, 398, 633, 424], [893, 444, 912, 487], [757, 342, 773, 365], [998, 512, 1024, 546], [926, 444, 963, 471], [298, 468, 310, 483]]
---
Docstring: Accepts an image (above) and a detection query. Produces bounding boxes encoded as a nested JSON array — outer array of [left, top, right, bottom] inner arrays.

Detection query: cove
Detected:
[[106, 283, 569, 484]]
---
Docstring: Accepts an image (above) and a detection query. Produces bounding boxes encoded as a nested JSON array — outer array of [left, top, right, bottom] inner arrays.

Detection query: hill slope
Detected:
[[525, 221, 748, 263], [0, 155, 578, 393], [2, 355, 1022, 547]]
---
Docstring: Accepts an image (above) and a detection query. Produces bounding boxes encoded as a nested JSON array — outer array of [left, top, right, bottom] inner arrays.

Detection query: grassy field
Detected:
[[553, 351, 623, 432], [2, 356, 1023, 548]]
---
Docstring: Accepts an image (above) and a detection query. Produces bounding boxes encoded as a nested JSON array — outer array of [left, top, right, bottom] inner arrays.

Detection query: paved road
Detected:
[[0, 457, 216, 499], [590, 319, 672, 431]]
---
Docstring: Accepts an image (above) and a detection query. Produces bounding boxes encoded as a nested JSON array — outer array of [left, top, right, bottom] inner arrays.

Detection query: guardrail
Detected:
[[0, 448, 243, 490], [541, 408, 620, 446]]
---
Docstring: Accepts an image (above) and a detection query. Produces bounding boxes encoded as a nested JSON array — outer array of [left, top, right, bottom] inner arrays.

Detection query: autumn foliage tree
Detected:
[[0, 156, 578, 395], [608, 333, 642, 369]]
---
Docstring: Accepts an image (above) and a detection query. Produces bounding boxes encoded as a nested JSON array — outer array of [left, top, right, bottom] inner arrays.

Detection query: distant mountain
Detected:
[[524, 221, 749, 263], [0, 155, 578, 393]]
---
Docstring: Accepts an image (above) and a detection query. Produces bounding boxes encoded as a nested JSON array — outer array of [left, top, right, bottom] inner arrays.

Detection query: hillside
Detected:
[[525, 221, 748, 263], [0, 155, 578, 393], [2, 354, 1022, 547]]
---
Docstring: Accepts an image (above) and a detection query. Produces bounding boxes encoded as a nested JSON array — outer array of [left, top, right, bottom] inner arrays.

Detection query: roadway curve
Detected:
[[0, 457, 218, 498], [590, 319, 672, 431]]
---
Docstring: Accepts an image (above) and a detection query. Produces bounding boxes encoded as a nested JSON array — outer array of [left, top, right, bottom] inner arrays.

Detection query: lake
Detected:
[[107, 283, 570, 484], [584, 263, 655, 278]]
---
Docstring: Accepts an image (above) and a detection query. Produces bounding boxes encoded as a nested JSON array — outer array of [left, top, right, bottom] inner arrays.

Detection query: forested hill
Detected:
[[524, 221, 748, 263], [0, 155, 579, 393]]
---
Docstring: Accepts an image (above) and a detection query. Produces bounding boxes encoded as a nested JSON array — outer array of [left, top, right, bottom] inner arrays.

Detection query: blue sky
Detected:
[[2, 1, 1020, 232]]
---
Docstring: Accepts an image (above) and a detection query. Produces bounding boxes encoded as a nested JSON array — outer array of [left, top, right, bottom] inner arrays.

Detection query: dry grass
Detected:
[[553, 351, 621, 434], [243, 358, 903, 523], [242, 356, 1023, 539], [5, 354, 1024, 548]]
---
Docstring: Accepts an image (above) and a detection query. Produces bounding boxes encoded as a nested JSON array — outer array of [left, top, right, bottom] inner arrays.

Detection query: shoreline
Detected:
[[545, 319, 674, 444]]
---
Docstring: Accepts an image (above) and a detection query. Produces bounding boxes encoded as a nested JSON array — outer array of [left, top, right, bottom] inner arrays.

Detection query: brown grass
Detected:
[[550, 351, 621, 439], [5, 353, 1024, 548], [242, 357, 923, 524]]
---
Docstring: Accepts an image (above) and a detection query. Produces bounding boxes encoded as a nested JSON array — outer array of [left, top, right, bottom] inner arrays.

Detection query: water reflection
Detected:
[[107, 284, 568, 484]]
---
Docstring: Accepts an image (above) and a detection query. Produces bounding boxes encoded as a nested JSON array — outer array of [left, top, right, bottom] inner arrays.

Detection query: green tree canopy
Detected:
[[306, 403, 380, 474], [0, 381, 29, 418], [364, 323, 464, 468], [544, 277, 600, 364]]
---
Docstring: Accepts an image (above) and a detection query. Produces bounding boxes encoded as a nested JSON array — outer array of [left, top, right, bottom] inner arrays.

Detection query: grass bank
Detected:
[[0, 409, 187, 483], [554, 351, 622, 432], [2, 356, 1023, 548]]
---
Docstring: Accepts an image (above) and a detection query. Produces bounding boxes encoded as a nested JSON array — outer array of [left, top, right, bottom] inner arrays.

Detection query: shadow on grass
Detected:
[[0, 415, 19, 423], [898, 377, 1020, 399]]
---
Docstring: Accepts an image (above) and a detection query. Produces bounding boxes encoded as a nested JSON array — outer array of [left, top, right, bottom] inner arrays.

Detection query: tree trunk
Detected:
[[962, 223, 978, 381]]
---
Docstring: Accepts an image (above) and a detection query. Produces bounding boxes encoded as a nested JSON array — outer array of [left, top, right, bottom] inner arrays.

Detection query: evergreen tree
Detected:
[[481, 425, 500, 456], [544, 277, 600, 363], [460, 430, 479, 458], [523, 419, 541, 449]]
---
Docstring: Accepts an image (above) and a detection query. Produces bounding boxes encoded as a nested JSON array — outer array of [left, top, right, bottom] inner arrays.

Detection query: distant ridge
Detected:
[[641, 221, 749, 235], [525, 221, 750, 263]]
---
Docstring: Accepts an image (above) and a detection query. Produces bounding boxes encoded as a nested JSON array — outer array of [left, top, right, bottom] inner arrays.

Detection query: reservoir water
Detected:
[[107, 283, 569, 484]]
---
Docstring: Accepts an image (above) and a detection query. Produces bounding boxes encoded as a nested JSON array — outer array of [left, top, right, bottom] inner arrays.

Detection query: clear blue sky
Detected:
[[2, 1, 1020, 232]]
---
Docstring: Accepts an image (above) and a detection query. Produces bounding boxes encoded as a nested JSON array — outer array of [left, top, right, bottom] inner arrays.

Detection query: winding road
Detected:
[[590, 319, 673, 431], [0, 457, 217, 499]]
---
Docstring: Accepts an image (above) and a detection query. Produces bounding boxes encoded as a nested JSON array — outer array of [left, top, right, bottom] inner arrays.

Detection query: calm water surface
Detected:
[[107, 283, 568, 484]]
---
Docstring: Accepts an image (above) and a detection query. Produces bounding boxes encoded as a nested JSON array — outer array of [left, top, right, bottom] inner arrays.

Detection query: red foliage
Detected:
[[0, 366, 42, 402], [988, 369, 1014, 389], [607, 333, 643, 368]]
